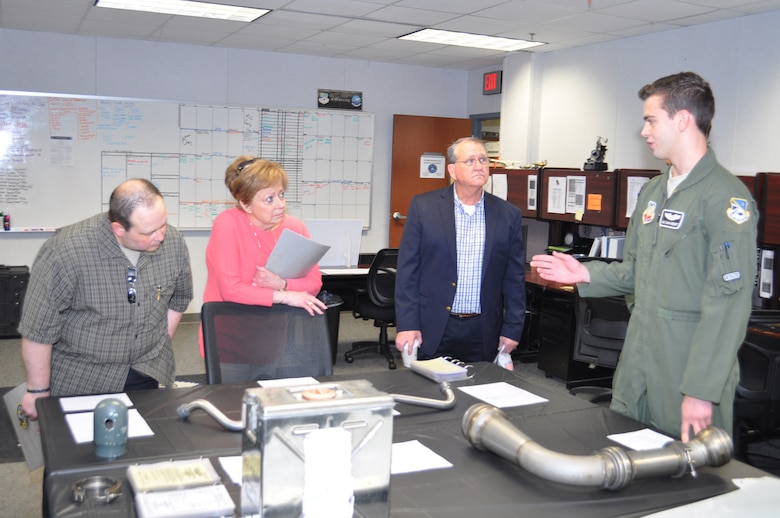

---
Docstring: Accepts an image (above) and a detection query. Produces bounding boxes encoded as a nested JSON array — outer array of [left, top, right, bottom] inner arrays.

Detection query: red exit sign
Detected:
[[483, 70, 502, 95]]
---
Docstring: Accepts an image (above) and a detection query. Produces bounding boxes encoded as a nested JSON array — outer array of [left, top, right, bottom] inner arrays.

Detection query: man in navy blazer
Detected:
[[395, 137, 526, 362]]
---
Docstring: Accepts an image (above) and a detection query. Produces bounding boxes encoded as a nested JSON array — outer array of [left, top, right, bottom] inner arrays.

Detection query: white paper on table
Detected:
[[59, 392, 134, 413], [391, 440, 453, 475], [458, 382, 548, 408], [607, 428, 673, 450], [258, 377, 319, 388], [65, 408, 154, 443], [219, 455, 243, 485], [643, 476, 780, 517]]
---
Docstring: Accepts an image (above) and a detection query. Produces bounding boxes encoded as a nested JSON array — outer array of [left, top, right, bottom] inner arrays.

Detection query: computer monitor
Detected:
[[304, 219, 363, 268]]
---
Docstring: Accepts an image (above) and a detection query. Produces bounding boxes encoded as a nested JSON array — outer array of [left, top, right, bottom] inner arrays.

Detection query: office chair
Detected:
[[201, 301, 333, 384], [569, 290, 631, 403], [733, 310, 780, 466], [346, 248, 398, 370]]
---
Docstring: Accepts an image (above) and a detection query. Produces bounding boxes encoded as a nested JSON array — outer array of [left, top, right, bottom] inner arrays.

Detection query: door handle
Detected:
[[392, 211, 407, 221]]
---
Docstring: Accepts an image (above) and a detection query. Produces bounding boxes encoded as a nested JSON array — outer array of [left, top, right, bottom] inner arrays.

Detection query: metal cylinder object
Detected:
[[461, 403, 733, 490], [94, 397, 128, 459]]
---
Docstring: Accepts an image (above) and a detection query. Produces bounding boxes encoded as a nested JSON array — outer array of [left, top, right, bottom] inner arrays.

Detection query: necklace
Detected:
[[249, 220, 262, 249]]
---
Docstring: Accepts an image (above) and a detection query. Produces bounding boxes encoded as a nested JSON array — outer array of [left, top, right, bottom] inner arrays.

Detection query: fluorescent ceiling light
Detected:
[[94, 1, 270, 22], [400, 29, 544, 52]]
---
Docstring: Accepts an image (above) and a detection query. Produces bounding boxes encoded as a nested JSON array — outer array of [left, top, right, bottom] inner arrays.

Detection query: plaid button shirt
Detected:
[[18, 214, 193, 396]]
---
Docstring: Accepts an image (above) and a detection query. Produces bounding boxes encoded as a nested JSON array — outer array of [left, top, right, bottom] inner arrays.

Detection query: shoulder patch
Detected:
[[642, 200, 656, 224], [727, 197, 750, 224]]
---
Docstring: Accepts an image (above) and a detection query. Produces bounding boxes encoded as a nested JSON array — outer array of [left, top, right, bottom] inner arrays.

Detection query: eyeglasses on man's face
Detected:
[[455, 156, 489, 167], [127, 267, 137, 304]]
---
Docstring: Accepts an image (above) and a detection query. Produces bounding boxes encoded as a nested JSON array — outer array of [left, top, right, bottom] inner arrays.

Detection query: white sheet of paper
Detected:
[[626, 176, 650, 217], [391, 440, 452, 475], [458, 382, 548, 408], [219, 455, 243, 485], [607, 428, 673, 450], [258, 377, 319, 388], [218, 439, 452, 483], [59, 392, 133, 413], [65, 408, 154, 443], [491, 173, 508, 200], [644, 477, 780, 517], [566, 175, 586, 214], [547, 176, 566, 214], [527, 174, 538, 211], [265, 229, 330, 279]]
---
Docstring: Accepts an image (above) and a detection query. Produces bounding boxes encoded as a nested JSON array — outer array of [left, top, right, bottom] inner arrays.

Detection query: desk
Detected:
[[321, 267, 370, 361], [320, 267, 369, 305], [525, 268, 615, 386], [38, 364, 767, 517]]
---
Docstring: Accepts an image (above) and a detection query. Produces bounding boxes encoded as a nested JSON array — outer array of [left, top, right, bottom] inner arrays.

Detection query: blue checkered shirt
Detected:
[[450, 190, 485, 314]]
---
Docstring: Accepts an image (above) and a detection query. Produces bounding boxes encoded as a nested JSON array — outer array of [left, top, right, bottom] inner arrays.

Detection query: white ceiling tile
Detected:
[[366, 5, 460, 25], [0, 0, 777, 70], [597, 0, 716, 23]]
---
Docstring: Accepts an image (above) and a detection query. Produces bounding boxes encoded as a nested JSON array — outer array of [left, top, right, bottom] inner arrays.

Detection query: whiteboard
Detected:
[[0, 92, 373, 230]]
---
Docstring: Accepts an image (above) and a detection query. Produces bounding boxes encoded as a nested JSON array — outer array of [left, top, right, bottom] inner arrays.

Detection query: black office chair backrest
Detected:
[[572, 291, 631, 369], [201, 301, 333, 384], [366, 248, 398, 308], [736, 310, 780, 401]]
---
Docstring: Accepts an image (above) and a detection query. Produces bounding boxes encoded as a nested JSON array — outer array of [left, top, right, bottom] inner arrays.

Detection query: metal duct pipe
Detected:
[[461, 403, 733, 491], [177, 382, 456, 431], [390, 382, 456, 410], [177, 399, 244, 431]]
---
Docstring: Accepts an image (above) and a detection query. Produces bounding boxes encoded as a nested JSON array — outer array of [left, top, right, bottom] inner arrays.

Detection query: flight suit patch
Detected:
[[659, 209, 684, 230], [642, 201, 656, 224], [727, 197, 750, 224]]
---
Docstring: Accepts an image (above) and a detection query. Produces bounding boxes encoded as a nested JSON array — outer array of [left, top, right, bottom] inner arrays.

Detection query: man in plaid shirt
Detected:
[[18, 178, 193, 420]]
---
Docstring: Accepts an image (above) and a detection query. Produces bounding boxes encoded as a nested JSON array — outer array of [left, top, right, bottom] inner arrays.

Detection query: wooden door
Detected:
[[389, 114, 472, 247]]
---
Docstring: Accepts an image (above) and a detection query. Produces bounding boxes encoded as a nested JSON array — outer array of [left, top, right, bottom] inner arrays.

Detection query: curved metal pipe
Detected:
[[461, 403, 732, 491], [177, 399, 244, 431], [391, 382, 456, 410], [177, 382, 456, 432]]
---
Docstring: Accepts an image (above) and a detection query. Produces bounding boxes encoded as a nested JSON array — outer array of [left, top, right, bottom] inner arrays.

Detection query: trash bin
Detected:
[[317, 291, 344, 365]]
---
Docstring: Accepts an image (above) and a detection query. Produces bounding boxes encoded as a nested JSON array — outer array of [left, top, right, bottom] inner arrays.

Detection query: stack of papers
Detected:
[[410, 357, 472, 382]]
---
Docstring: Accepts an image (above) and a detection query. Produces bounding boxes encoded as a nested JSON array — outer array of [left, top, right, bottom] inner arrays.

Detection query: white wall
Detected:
[[499, 11, 780, 175], [5, 9, 780, 313], [0, 28, 469, 312]]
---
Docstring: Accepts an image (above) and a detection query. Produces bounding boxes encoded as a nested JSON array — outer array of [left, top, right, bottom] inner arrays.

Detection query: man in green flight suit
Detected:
[[531, 71, 757, 442]]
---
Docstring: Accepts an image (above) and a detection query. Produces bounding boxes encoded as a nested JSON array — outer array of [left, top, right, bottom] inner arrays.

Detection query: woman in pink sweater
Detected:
[[200, 157, 327, 373]]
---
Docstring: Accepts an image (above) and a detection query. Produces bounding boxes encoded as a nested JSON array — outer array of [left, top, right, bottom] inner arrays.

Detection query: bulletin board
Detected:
[[0, 92, 374, 230]]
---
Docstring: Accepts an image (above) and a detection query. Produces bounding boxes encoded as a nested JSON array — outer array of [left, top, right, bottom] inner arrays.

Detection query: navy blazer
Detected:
[[395, 185, 526, 360]]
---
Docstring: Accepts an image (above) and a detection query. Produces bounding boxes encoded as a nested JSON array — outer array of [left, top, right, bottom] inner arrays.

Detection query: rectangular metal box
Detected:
[[241, 379, 394, 517]]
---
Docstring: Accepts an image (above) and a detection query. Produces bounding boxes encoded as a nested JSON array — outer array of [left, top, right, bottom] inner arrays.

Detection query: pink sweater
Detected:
[[203, 207, 323, 305]]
